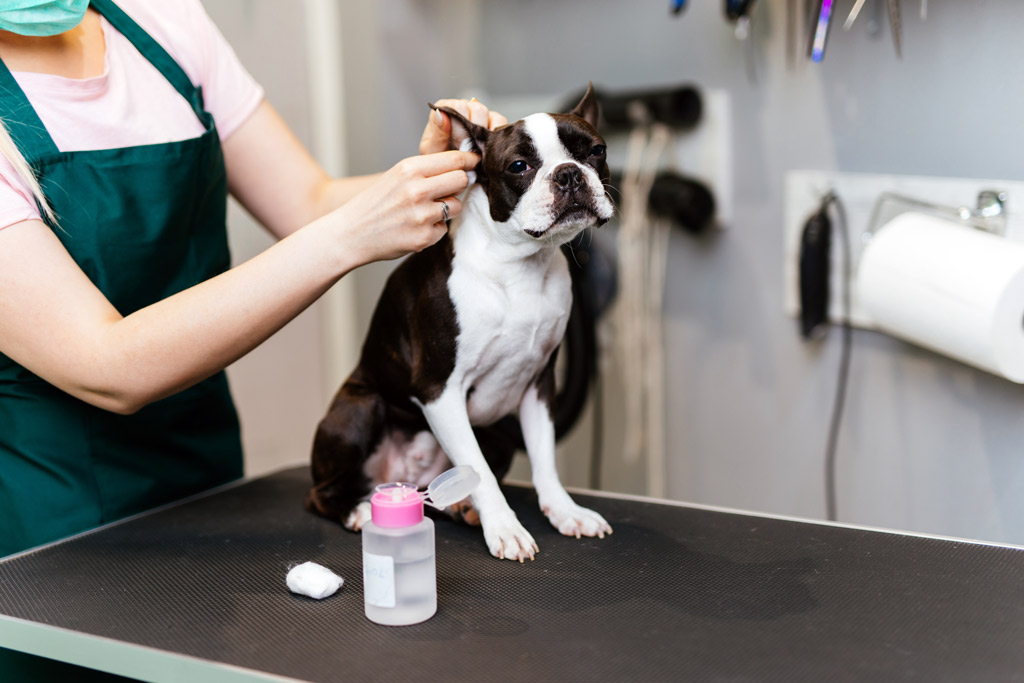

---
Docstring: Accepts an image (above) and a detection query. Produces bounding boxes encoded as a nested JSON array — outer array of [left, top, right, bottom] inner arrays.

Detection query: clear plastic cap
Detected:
[[423, 466, 481, 510]]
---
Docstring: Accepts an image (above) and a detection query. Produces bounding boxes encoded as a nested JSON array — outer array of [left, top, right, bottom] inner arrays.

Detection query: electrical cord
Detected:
[[490, 241, 600, 452], [617, 122, 672, 496], [589, 369, 604, 491], [820, 192, 852, 522]]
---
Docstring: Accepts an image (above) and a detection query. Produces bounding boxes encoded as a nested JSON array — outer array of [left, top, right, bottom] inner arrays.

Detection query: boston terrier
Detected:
[[307, 85, 615, 561]]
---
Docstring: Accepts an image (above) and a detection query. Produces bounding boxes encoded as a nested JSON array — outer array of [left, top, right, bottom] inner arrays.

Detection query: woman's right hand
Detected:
[[334, 149, 479, 265]]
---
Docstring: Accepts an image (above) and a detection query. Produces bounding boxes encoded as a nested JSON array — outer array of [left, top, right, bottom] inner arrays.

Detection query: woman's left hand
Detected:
[[419, 97, 508, 155]]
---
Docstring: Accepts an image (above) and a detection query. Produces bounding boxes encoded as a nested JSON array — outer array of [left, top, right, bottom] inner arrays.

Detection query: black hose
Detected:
[[491, 241, 602, 449], [561, 85, 703, 131]]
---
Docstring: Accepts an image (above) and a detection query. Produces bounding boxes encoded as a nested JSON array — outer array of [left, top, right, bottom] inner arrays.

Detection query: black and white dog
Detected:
[[307, 85, 614, 562]]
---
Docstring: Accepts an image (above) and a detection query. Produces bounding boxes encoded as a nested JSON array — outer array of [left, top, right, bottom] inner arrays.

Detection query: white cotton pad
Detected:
[[286, 561, 344, 599]]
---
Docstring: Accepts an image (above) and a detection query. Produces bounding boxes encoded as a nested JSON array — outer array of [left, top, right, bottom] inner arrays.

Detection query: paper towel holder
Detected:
[[862, 189, 1008, 248]]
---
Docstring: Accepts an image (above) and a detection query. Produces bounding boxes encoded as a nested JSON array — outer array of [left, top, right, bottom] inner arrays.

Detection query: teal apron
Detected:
[[0, 0, 243, 559]]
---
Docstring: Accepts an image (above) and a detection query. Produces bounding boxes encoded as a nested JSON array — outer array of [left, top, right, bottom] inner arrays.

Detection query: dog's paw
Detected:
[[482, 514, 538, 562], [446, 497, 481, 527], [343, 501, 372, 532], [542, 500, 613, 539]]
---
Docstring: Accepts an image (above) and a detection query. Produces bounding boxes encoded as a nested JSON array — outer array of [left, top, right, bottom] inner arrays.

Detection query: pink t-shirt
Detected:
[[0, 0, 264, 230]]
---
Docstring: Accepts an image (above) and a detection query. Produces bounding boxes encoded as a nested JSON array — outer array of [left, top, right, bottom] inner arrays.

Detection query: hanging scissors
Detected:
[[843, 0, 868, 29], [886, 0, 902, 57], [724, 0, 757, 40], [845, 0, 901, 57], [807, 0, 835, 63], [724, 0, 756, 22]]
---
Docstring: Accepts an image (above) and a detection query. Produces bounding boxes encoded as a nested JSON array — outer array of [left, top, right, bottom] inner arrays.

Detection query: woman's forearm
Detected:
[[0, 150, 475, 414], [91, 212, 353, 413], [99, 151, 473, 412]]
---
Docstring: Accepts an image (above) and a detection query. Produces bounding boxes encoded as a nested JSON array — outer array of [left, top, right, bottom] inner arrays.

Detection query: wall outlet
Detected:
[[783, 170, 1024, 330]]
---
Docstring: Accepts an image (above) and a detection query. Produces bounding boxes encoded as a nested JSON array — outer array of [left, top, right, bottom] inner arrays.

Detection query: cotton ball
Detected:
[[286, 561, 344, 599]]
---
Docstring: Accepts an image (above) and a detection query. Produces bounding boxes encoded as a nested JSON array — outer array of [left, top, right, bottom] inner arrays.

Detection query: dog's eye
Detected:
[[507, 160, 529, 174], [589, 144, 607, 157]]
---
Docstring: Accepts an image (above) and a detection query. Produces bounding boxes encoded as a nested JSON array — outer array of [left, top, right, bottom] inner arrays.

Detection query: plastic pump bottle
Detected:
[[362, 466, 480, 626]]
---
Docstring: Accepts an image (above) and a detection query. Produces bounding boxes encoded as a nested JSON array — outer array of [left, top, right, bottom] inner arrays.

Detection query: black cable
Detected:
[[822, 192, 852, 522], [554, 252, 598, 439], [490, 242, 599, 450], [589, 370, 603, 491]]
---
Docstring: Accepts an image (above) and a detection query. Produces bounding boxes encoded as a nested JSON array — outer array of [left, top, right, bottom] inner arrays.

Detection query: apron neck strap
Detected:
[[0, 0, 213, 163], [0, 64, 60, 161], [89, 0, 207, 117]]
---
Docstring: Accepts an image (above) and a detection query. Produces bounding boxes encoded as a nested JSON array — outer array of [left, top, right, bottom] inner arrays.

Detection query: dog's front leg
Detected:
[[519, 385, 612, 539], [418, 387, 538, 562]]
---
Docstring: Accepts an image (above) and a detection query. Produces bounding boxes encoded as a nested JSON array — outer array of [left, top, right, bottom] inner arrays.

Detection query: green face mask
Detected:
[[0, 0, 90, 37]]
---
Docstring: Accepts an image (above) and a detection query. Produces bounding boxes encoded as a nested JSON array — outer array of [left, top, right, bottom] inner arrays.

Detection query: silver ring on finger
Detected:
[[439, 200, 450, 223]]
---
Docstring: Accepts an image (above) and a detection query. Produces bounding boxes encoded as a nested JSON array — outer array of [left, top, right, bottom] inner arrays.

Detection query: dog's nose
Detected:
[[553, 163, 583, 193]]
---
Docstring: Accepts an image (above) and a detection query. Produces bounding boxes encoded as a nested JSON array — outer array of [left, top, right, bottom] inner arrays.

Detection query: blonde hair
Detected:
[[0, 117, 57, 226]]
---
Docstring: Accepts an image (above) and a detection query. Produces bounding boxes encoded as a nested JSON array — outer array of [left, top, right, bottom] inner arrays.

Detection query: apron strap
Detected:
[[89, 0, 213, 128], [0, 0, 214, 164], [0, 62, 61, 161]]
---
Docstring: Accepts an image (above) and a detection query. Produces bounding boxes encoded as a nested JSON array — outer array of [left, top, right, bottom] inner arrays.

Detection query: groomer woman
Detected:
[[0, 0, 504, 559]]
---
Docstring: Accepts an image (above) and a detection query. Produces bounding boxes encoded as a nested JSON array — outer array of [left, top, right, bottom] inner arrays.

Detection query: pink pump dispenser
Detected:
[[361, 467, 480, 626], [370, 483, 425, 528]]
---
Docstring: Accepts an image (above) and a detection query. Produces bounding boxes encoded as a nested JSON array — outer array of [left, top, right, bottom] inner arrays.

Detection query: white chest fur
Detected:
[[445, 188, 573, 425]]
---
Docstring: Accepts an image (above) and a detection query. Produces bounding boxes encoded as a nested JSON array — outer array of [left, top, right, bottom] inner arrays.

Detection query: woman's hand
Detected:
[[332, 149, 479, 264], [419, 98, 508, 155]]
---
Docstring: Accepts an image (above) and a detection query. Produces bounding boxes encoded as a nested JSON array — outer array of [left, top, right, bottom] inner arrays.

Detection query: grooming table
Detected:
[[1, 466, 1023, 682]]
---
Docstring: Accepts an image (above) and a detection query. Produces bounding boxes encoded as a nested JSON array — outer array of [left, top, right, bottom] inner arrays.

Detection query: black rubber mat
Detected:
[[2, 466, 1024, 682]]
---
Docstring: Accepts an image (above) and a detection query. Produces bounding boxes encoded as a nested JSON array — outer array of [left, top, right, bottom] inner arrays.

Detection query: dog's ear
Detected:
[[567, 82, 600, 129], [429, 103, 490, 156]]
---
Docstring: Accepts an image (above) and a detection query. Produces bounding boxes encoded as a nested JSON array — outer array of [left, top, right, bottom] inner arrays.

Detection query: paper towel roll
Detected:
[[857, 212, 1024, 383]]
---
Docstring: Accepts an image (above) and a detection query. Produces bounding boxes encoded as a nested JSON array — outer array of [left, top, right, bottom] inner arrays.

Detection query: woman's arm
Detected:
[[0, 94, 501, 414], [0, 148, 477, 414], [223, 98, 506, 238]]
